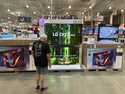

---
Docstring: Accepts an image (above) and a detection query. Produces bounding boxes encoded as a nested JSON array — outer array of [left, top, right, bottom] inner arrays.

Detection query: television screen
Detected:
[[0, 47, 29, 69], [99, 25, 119, 40], [92, 49, 116, 66], [84, 26, 94, 34], [18, 16, 32, 23], [94, 27, 99, 34], [50, 45, 79, 65], [45, 24, 82, 45]]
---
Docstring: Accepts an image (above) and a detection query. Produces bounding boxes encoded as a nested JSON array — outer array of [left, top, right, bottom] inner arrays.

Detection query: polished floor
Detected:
[[0, 71, 125, 94]]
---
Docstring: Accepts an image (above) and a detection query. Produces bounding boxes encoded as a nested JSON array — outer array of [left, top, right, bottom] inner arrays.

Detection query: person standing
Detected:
[[32, 34, 51, 91]]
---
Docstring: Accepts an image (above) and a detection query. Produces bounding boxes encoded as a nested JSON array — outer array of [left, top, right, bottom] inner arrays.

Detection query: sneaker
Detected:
[[40, 87, 48, 91], [35, 85, 40, 90]]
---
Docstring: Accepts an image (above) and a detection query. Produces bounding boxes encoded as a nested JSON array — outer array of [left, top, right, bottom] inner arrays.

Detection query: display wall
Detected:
[[45, 24, 82, 65]]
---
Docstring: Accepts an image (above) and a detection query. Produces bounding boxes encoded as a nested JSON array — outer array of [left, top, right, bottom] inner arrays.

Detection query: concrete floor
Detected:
[[0, 71, 125, 94]]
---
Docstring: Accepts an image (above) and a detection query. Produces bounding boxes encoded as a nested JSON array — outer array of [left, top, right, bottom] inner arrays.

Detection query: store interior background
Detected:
[[0, 0, 125, 72]]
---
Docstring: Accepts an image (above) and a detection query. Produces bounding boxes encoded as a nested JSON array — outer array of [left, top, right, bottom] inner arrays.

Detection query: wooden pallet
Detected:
[[86, 68, 122, 72]]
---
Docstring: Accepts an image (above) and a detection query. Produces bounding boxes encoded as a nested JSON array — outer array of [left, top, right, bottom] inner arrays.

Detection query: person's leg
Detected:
[[35, 66, 41, 89], [40, 74, 44, 89], [36, 74, 40, 86], [40, 67, 48, 91]]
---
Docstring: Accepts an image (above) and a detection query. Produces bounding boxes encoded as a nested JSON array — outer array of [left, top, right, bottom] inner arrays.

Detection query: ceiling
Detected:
[[0, 0, 124, 21]]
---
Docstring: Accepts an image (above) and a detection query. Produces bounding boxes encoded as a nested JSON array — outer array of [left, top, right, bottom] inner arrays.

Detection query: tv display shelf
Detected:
[[81, 42, 125, 71]]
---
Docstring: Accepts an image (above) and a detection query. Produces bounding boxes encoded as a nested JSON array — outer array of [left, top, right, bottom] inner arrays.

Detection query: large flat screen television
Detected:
[[98, 24, 119, 41], [45, 24, 82, 45]]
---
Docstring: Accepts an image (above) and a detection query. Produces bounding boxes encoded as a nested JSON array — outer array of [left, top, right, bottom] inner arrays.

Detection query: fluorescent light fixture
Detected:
[[121, 9, 124, 13], [33, 11, 36, 14], [26, 5, 29, 8], [89, 6, 92, 9], [108, 6, 112, 10], [81, 12, 84, 15], [68, 5, 71, 9], [7, 9, 10, 12], [66, 12, 69, 15], [48, 6, 50, 9]]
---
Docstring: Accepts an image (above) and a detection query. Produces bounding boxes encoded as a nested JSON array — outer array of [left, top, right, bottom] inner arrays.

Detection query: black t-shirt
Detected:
[[32, 40, 50, 67]]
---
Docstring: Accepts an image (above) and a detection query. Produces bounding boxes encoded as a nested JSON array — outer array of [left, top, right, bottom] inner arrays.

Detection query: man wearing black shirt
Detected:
[[32, 35, 51, 91]]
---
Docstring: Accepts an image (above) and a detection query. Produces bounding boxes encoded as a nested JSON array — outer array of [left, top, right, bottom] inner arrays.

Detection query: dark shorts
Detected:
[[36, 66, 48, 75]]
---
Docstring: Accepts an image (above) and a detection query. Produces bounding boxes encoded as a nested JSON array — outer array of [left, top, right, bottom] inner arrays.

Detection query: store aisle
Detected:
[[0, 72, 125, 94]]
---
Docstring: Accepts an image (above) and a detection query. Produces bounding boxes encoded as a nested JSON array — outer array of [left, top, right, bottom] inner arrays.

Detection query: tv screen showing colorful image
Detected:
[[50, 45, 79, 65], [0, 47, 29, 69], [98, 25, 119, 40], [83, 26, 94, 34], [92, 49, 116, 66], [45, 24, 82, 45]]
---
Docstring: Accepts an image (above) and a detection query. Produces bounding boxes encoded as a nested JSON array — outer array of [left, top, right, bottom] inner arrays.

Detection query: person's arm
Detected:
[[45, 43, 51, 68], [47, 53, 51, 68]]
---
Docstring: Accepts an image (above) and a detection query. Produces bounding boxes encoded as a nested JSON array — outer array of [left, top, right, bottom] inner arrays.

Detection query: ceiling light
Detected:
[[33, 11, 36, 14], [121, 9, 124, 13], [68, 5, 71, 9], [8, 17, 10, 19], [50, 11, 52, 14], [26, 5, 29, 8], [48, 6, 50, 9], [81, 12, 84, 15], [66, 12, 69, 15], [89, 6, 92, 9], [7, 9, 10, 12], [108, 6, 112, 10]]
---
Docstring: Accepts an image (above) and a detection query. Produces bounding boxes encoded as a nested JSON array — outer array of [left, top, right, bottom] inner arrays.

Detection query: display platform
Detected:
[[28, 55, 84, 71], [27, 64, 84, 71], [82, 41, 125, 70]]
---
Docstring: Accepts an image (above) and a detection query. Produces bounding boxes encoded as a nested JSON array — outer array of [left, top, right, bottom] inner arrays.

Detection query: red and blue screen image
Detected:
[[92, 49, 116, 66], [0, 47, 29, 68]]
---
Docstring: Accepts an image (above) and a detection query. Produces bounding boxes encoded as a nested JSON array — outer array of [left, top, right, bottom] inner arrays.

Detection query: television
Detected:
[[45, 24, 82, 45], [98, 24, 119, 41], [18, 16, 32, 23], [84, 26, 94, 34], [0, 47, 29, 68]]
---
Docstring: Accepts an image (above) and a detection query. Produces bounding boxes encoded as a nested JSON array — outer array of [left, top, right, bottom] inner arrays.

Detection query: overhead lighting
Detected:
[[48, 6, 50, 9], [81, 12, 84, 15], [7, 9, 10, 12], [84, 9, 87, 12], [89, 6, 92, 9], [33, 11, 36, 14], [26, 5, 29, 8], [108, 6, 112, 10], [68, 5, 71, 9], [8, 17, 10, 20], [121, 9, 124, 13], [50, 11, 52, 14], [66, 12, 69, 15]]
